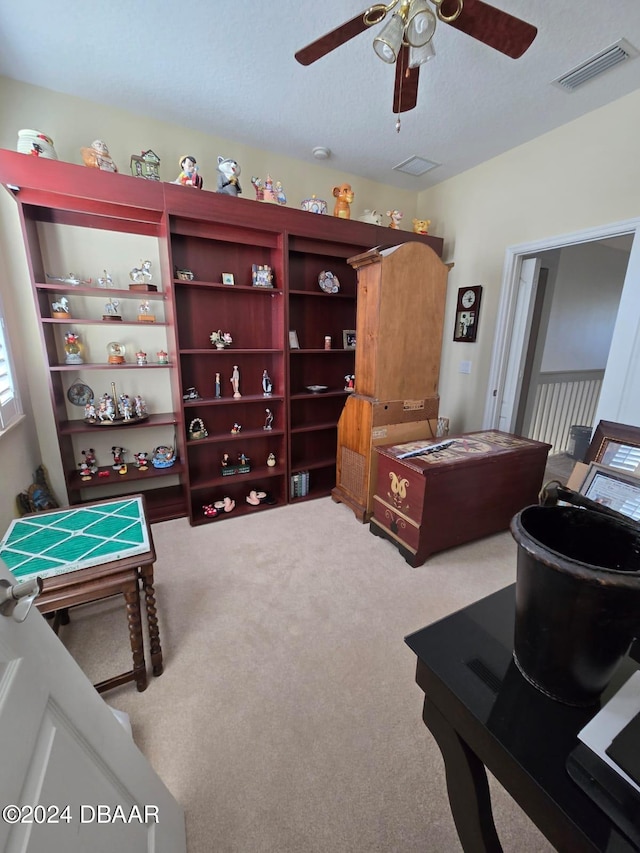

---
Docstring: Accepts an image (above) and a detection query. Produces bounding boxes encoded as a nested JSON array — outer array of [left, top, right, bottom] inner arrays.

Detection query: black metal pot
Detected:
[[510, 504, 640, 706]]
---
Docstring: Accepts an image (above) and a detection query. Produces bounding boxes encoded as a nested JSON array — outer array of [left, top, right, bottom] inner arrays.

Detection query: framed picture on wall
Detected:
[[453, 286, 482, 342]]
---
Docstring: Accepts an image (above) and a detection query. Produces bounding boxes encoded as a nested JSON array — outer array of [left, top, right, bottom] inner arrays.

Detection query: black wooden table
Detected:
[[405, 585, 639, 852]]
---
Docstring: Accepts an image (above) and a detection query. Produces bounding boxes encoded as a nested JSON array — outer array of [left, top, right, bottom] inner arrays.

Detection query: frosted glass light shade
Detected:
[[409, 40, 436, 68], [405, 0, 436, 47], [373, 13, 404, 63]]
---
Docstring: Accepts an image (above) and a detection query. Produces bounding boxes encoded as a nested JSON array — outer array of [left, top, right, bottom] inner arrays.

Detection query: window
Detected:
[[0, 302, 22, 432]]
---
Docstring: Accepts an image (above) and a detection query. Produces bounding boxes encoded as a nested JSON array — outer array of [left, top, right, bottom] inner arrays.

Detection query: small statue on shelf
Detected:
[[231, 364, 241, 398], [103, 297, 121, 321], [97, 393, 116, 422], [412, 218, 431, 235], [81, 448, 98, 474], [111, 446, 126, 470], [251, 176, 264, 201], [64, 331, 83, 364], [118, 394, 133, 421], [215, 372, 221, 398], [262, 369, 273, 396], [134, 395, 147, 418], [47, 272, 92, 286], [216, 156, 242, 196], [231, 422, 242, 434], [81, 139, 118, 172], [129, 260, 154, 286], [174, 155, 203, 189], [133, 451, 150, 471], [152, 445, 175, 468], [264, 408, 274, 430], [387, 209, 403, 229], [97, 269, 113, 288], [275, 181, 287, 205], [344, 374, 355, 391], [51, 296, 70, 318], [332, 183, 354, 219], [138, 300, 155, 323], [136, 350, 148, 365], [210, 330, 233, 349]]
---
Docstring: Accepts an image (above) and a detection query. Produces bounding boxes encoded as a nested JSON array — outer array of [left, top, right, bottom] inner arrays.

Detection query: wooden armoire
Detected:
[[331, 241, 449, 521]]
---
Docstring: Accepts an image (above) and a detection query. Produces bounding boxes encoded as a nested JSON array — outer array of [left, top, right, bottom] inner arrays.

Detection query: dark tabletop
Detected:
[[405, 584, 639, 852]]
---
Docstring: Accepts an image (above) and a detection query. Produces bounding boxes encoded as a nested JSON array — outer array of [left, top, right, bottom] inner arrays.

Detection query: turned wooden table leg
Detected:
[[141, 564, 164, 677], [423, 698, 503, 853], [123, 583, 148, 692]]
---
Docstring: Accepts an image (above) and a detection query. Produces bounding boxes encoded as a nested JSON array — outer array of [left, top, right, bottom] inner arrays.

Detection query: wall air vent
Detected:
[[553, 39, 638, 91], [392, 155, 440, 177]]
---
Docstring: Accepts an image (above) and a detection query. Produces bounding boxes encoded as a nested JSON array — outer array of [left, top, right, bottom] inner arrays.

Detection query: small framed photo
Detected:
[[221, 272, 235, 286], [289, 330, 300, 349], [343, 330, 356, 349], [252, 264, 274, 288], [579, 462, 640, 521], [585, 420, 640, 475]]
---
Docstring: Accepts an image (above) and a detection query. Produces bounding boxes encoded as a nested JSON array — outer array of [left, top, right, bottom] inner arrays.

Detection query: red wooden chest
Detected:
[[370, 430, 551, 566]]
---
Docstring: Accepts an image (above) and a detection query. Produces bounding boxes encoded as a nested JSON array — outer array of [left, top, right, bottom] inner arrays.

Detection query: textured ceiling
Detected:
[[2, 1, 640, 191]]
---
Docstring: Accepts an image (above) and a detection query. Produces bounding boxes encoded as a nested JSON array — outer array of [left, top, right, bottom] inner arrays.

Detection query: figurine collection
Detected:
[[18, 130, 430, 232], [26, 127, 433, 527]]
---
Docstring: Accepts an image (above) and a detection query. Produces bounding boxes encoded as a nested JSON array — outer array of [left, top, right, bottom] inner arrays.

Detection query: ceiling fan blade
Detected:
[[393, 45, 420, 114], [295, 12, 369, 65], [440, 0, 537, 59]]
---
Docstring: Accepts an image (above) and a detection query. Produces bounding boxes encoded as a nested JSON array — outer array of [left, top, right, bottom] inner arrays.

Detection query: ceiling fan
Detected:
[[295, 0, 537, 121]]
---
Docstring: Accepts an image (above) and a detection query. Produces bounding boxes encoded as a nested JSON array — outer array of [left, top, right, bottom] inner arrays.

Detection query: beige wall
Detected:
[[417, 88, 640, 433]]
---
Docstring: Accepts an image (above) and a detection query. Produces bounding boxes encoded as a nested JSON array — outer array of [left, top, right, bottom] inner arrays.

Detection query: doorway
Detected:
[[484, 219, 640, 462]]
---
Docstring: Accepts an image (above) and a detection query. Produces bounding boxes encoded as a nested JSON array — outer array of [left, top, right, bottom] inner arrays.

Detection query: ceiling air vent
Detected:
[[393, 155, 440, 177], [553, 39, 638, 91]]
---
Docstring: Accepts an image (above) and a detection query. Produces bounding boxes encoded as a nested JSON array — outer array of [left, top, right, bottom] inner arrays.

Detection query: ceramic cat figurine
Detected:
[[216, 156, 242, 196]]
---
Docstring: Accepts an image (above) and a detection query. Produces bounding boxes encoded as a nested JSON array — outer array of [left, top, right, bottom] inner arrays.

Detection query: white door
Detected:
[[593, 231, 640, 427], [0, 559, 186, 853], [496, 257, 541, 432]]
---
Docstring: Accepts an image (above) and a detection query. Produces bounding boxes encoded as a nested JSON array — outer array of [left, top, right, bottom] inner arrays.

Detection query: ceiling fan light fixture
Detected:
[[405, 0, 436, 48], [409, 39, 436, 68], [373, 12, 404, 63]]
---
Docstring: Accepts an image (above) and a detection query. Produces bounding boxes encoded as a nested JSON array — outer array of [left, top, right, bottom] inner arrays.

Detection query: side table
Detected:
[[0, 495, 163, 693]]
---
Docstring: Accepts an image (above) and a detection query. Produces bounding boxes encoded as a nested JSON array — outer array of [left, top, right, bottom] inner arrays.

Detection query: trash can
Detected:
[[510, 505, 640, 706], [568, 425, 592, 461]]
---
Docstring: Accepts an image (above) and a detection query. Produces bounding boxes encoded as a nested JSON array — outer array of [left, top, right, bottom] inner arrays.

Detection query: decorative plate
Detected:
[[67, 382, 94, 406], [306, 385, 329, 393], [318, 271, 340, 294]]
